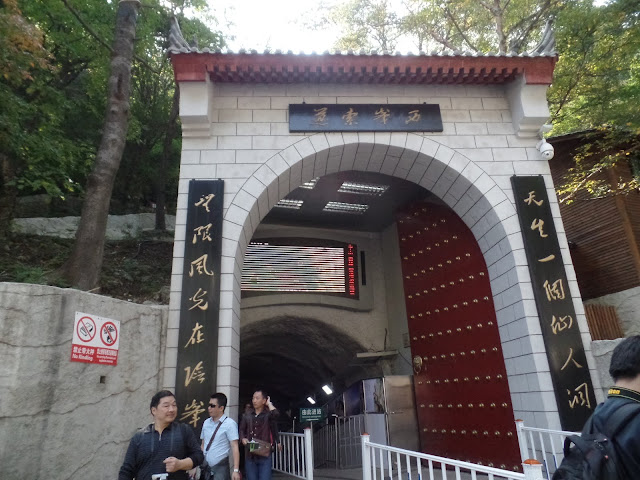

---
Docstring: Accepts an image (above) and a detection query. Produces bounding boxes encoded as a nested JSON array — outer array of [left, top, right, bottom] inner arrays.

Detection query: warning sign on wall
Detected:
[[71, 312, 120, 365]]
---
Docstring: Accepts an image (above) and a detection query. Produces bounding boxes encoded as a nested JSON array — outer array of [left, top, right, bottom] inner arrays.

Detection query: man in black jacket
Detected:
[[119, 390, 204, 480], [587, 335, 640, 476]]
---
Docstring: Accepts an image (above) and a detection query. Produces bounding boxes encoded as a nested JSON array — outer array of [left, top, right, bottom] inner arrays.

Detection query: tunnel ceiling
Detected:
[[243, 173, 437, 408], [262, 171, 434, 232], [240, 316, 370, 408]]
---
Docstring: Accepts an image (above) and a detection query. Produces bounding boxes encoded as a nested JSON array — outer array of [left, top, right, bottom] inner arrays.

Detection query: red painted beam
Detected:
[[170, 51, 557, 85]]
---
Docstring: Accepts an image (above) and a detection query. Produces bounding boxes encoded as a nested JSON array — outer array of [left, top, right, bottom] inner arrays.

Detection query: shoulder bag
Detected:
[[248, 414, 272, 457], [199, 418, 226, 480]]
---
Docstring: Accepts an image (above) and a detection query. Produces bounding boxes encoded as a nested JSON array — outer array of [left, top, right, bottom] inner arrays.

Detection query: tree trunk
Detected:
[[154, 87, 180, 231], [60, 0, 141, 290], [493, 0, 507, 54], [0, 153, 17, 241]]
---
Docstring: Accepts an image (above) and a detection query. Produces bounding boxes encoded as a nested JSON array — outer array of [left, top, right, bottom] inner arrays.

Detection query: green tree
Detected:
[[550, 0, 640, 133], [333, 0, 404, 51], [549, 0, 640, 202], [116, 2, 223, 229], [1, 0, 223, 287], [60, 0, 142, 290], [0, 0, 93, 238], [317, 0, 564, 53], [316, 0, 640, 202], [59, 0, 224, 289]]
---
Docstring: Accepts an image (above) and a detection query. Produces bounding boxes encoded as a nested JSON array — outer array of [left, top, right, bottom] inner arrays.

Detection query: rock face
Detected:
[[11, 213, 176, 240], [590, 338, 626, 397], [0, 283, 168, 480]]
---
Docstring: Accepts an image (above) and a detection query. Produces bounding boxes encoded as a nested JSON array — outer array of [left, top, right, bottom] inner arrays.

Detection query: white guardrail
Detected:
[[272, 428, 314, 480], [515, 419, 579, 480], [361, 434, 545, 480]]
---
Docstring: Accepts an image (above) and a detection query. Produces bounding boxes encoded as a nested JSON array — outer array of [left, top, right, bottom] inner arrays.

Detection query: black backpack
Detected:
[[552, 402, 640, 480]]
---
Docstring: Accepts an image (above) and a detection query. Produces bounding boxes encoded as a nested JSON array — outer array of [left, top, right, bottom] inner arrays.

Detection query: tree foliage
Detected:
[[316, 0, 564, 53], [316, 0, 640, 201], [327, 0, 404, 51], [550, 0, 640, 132], [550, 0, 640, 203], [1, 0, 224, 286], [0, 0, 92, 208], [1, 0, 223, 216]]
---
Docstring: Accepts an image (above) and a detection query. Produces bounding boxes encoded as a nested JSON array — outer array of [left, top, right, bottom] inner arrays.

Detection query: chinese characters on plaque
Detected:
[[511, 175, 596, 431], [289, 104, 443, 132], [176, 180, 224, 435]]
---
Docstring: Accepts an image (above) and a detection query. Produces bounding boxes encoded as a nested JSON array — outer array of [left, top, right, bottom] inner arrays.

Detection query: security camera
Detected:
[[536, 139, 555, 160]]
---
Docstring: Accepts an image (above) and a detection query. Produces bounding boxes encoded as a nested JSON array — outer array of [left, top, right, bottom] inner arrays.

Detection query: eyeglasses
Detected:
[[208, 403, 219, 408]]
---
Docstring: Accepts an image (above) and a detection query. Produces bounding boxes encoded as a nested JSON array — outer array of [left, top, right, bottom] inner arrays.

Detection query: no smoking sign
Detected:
[[71, 312, 121, 366]]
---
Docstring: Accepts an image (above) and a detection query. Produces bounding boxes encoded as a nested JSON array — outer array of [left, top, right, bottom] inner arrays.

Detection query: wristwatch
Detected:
[[233, 469, 240, 473]]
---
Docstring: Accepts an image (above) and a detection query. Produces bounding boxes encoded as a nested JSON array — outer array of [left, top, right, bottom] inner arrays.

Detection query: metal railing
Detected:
[[272, 428, 314, 480], [515, 419, 579, 480], [313, 414, 367, 469], [314, 419, 338, 468], [338, 414, 366, 468], [361, 434, 545, 480]]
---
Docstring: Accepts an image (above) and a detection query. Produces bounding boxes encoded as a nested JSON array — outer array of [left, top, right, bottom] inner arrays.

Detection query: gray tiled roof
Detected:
[[167, 17, 557, 58]]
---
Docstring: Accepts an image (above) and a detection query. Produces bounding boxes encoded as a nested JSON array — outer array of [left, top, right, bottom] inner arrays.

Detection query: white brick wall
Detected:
[[165, 80, 593, 431]]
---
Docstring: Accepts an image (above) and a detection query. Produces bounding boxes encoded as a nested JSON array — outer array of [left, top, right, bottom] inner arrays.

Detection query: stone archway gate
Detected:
[[166, 24, 602, 449]]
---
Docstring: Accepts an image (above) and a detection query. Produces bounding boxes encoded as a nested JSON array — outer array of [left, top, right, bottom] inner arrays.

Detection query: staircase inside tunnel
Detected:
[[239, 316, 380, 413]]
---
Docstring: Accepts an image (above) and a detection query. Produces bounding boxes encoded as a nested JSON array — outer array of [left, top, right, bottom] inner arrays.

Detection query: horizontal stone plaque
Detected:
[[289, 104, 443, 132]]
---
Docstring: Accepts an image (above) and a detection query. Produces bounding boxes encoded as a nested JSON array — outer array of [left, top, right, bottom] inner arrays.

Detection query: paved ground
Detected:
[[274, 466, 520, 480], [274, 467, 361, 480]]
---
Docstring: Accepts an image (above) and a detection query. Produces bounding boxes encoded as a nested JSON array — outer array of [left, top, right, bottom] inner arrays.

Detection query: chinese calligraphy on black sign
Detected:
[[512, 175, 596, 431], [289, 104, 443, 132], [176, 180, 224, 436]]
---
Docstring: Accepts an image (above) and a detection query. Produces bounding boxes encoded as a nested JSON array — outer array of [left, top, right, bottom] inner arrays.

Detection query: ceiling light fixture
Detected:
[[322, 385, 333, 395], [275, 199, 303, 210], [299, 177, 320, 190], [323, 201, 368, 214], [307, 396, 316, 404], [338, 181, 389, 196]]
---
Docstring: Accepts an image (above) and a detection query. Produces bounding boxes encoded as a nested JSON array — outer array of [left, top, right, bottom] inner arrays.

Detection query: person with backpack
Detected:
[[554, 335, 640, 479]]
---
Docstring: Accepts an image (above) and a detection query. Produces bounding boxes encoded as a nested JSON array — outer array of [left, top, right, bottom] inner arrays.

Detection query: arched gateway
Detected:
[[166, 25, 602, 471]]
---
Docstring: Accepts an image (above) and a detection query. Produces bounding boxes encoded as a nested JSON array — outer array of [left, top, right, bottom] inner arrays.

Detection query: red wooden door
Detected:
[[396, 200, 521, 471]]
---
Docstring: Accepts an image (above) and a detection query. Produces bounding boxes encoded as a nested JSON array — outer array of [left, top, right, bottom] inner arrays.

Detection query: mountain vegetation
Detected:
[[1, 0, 638, 291]]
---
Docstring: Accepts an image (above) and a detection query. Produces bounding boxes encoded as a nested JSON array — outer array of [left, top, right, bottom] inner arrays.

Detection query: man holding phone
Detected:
[[239, 390, 279, 480]]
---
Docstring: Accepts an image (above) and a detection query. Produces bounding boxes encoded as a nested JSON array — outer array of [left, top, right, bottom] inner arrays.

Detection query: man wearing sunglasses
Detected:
[[199, 393, 241, 480]]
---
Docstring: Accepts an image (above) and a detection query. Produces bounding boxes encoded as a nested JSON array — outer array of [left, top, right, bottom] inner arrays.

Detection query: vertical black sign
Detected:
[[512, 175, 596, 431], [176, 180, 224, 435]]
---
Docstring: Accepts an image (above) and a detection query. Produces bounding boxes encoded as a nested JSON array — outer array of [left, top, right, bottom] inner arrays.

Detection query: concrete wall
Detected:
[[381, 222, 413, 376], [167, 79, 600, 431], [0, 283, 168, 480], [585, 286, 640, 337], [590, 339, 624, 398]]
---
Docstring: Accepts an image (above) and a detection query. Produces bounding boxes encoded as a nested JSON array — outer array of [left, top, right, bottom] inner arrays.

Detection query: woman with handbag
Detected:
[[239, 390, 279, 480]]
